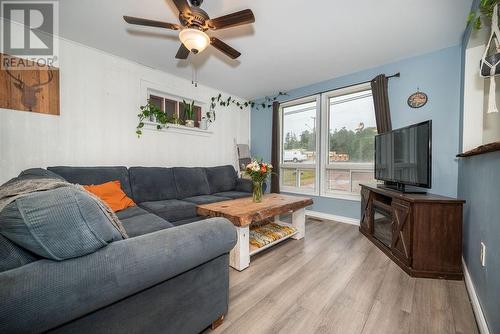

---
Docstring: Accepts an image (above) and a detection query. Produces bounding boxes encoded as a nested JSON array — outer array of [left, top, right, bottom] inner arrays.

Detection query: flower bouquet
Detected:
[[245, 159, 273, 203]]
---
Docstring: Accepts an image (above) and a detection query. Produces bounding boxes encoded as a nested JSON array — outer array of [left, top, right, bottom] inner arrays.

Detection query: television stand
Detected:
[[377, 183, 427, 194], [360, 184, 465, 280]]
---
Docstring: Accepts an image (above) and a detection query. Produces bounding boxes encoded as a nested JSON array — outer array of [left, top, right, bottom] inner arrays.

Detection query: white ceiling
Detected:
[[58, 0, 472, 99]]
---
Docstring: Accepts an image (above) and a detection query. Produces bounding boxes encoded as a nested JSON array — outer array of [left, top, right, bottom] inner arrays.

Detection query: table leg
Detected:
[[229, 226, 250, 271], [291, 208, 305, 240]]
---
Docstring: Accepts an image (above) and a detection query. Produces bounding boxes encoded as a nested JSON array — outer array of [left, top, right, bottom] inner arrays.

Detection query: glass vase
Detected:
[[252, 180, 264, 203]]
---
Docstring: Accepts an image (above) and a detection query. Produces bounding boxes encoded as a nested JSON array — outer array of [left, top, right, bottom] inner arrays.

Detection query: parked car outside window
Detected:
[[283, 150, 308, 163]]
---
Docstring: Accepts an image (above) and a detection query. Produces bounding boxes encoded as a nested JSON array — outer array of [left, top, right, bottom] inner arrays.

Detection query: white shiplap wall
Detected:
[[0, 37, 250, 184]]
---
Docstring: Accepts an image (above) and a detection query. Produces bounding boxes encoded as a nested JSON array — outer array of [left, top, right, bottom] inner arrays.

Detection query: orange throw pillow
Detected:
[[83, 180, 135, 212]]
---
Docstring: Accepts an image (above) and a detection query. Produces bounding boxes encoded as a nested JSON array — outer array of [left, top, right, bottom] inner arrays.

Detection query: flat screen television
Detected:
[[375, 120, 432, 192]]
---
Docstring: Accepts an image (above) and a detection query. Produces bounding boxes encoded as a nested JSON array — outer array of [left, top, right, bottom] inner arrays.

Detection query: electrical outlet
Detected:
[[480, 242, 486, 267]]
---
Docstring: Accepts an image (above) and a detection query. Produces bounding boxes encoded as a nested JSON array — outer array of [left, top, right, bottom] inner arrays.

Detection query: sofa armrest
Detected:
[[0, 218, 236, 333], [235, 178, 268, 193]]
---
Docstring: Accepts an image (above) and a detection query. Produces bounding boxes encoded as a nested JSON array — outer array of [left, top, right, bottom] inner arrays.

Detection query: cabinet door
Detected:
[[391, 200, 411, 264], [360, 187, 371, 233]]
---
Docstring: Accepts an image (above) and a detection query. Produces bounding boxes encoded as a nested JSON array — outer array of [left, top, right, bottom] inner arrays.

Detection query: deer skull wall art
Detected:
[[5, 69, 54, 111]]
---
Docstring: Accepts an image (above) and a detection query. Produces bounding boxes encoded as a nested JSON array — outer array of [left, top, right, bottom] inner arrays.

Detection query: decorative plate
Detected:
[[407, 91, 428, 108]]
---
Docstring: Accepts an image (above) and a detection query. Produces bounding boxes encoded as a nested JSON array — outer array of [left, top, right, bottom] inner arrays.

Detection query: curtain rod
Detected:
[[280, 72, 400, 104]]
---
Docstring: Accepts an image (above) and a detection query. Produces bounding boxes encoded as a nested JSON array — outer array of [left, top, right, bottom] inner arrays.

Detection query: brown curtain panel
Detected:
[[371, 74, 392, 133], [271, 101, 280, 193]]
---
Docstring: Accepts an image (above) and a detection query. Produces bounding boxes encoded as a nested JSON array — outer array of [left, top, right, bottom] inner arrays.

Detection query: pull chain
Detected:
[[192, 66, 198, 88]]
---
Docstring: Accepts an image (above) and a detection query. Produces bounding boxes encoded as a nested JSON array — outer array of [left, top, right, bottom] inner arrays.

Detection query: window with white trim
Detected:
[[279, 97, 319, 195], [279, 83, 377, 200], [321, 84, 377, 198]]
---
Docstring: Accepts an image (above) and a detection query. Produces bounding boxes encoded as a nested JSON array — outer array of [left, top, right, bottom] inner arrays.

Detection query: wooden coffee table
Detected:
[[197, 194, 313, 271]]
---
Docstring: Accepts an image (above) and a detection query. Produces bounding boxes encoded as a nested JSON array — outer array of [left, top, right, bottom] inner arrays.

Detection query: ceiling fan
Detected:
[[123, 0, 255, 60]]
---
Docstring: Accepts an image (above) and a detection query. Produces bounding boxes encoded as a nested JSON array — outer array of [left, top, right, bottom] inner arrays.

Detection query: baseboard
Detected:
[[305, 210, 359, 226], [462, 257, 490, 334]]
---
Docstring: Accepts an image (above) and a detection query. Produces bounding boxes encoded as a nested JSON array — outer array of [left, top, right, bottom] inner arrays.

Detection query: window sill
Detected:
[[280, 189, 361, 202], [143, 121, 213, 137], [321, 192, 361, 202], [280, 188, 318, 196]]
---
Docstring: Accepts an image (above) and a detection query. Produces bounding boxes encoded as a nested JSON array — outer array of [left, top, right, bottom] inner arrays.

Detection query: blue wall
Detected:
[[458, 152, 500, 333], [251, 45, 462, 219], [459, 1, 500, 332]]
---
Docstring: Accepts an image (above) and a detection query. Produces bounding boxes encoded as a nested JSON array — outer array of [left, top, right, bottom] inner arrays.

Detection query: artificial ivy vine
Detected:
[[209, 92, 288, 112]]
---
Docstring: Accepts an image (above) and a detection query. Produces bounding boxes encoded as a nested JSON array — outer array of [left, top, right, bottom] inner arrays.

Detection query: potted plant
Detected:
[[136, 101, 168, 137], [182, 99, 195, 127], [170, 114, 182, 125], [245, 159, 273, 203], [469, 0, 500, 113], [468, 0, 499, 30], [468, 0, 500, 76], [199, 116, 208, 130]]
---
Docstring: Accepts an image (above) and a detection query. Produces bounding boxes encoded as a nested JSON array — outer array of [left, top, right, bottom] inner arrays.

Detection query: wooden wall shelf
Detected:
[[457, 141, 500, 158], [359, 184, 464, 280]]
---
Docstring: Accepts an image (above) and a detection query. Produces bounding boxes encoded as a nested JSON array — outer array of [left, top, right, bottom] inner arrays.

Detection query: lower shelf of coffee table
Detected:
[[249, 221, 298, 256]]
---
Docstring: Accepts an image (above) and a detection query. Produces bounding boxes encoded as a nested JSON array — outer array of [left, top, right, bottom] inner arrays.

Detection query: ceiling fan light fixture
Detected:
[[179, 28, 210, 54]]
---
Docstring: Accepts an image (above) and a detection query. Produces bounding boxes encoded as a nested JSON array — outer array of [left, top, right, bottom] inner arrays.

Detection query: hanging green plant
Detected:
[[209, 92, 287, 114], [468, 0, 500, 30], [135, 101, 169, 137]]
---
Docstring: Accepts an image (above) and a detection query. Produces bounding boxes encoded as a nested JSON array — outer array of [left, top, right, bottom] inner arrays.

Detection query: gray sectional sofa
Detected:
[[0, 165, 254, 334]]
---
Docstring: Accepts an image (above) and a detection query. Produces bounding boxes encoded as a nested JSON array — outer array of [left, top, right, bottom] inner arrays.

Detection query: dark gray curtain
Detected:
[[271, 101, 280, 193], [371, 74, 392, 133]]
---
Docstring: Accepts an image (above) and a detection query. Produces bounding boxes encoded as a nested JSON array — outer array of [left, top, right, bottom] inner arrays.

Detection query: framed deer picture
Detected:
[[0, 53, 60, 115]]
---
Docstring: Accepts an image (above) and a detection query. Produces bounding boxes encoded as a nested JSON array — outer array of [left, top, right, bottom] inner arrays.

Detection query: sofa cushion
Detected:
[[0, 234, 38, 272], [235, 178, 253, 193], [47, 166, 133, 198], [140, 199, 197, 222], [173, 167, 210, 199], [183, 195, 231, 205], [119, 214, 173, 237], [0, 187, 120, 260], [213, 191, 251, 199], [170, 216, 204, 226], [116, 206, 173, 237], [115, 206, 151, 220], [129, 167, 177, 203], [205, 165, 237, 193]]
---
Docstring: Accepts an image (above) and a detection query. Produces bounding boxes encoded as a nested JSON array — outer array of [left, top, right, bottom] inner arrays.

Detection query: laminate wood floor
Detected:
[[212, 218, 478, 334]]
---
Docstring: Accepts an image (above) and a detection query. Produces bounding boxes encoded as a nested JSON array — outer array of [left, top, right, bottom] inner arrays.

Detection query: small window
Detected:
[[164, 98, 177, 119], [147, 91, 202, 127]]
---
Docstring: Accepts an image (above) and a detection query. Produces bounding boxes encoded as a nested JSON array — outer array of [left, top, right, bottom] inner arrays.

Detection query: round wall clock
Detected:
[[407, 91, 428, 108]]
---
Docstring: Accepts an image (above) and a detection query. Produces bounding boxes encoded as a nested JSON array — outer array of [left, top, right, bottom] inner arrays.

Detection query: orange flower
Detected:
[[261, 166, 267, 173]]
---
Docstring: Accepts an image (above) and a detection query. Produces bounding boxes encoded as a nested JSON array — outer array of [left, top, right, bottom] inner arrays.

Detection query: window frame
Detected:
[[146, 88, 203, 126], [279, 95, 321, 196], [320, 82, 376, 201]]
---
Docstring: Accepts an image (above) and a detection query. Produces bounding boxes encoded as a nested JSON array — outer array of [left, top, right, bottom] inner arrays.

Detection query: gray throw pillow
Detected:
[[0, 187, 119, 260]]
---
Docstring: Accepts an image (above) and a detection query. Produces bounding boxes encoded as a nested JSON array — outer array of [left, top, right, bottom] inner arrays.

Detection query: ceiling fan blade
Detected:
[[206, 9, 255, 30], [175, 43, 190, 59], [172, 0, 191, 14], [123, 16, 180, 30], [210, 37, 241, 59]]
